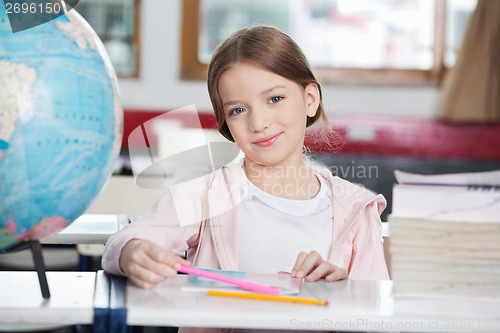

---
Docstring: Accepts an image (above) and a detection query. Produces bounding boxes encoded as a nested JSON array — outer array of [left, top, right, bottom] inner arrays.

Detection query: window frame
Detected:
[[77, 0, 141, 78], [180, 0, 447, 85]]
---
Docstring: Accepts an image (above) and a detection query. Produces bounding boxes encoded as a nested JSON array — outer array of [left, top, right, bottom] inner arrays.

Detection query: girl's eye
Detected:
[[269, 96, 283, 104], [229, 107, 245, 116]]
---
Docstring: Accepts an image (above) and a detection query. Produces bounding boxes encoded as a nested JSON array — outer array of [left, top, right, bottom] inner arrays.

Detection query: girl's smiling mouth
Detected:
[[252, 133, 282, 147]]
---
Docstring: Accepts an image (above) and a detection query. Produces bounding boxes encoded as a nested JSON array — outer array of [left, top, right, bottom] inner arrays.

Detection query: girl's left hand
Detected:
[[291, 251, 348, 282]]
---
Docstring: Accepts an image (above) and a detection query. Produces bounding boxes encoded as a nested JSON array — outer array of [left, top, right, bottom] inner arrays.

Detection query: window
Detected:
[[77, 0, 139, 78], [181, 0, 477, 85]]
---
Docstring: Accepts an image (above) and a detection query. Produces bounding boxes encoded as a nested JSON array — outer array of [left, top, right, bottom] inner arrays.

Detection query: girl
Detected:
[[102, 26, 389, 291]]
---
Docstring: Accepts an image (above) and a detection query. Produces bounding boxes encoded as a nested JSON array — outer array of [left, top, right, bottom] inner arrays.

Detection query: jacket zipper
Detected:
[[207, 173, 224, 270], [208, 167, 371, 269], [328, 207, 364, 262]]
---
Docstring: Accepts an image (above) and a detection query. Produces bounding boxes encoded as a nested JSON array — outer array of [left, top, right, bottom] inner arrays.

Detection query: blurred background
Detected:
[[1, 2, 498, 333], [77, 0, 498, 219], [2, 0, 499, 271], [78, 0, 477, 114]]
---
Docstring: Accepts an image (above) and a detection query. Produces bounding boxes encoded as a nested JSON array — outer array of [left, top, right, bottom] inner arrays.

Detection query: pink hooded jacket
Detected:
[[102, 159, 389, 281]]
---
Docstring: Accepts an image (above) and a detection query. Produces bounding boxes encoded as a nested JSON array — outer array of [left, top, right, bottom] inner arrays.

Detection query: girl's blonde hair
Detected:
[[207, 25, 329, 142]]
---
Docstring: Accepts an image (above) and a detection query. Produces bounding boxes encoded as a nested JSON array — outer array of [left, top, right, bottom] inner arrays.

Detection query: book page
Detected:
[[391, 184, 500, 223], [395, 169, 500, 186]]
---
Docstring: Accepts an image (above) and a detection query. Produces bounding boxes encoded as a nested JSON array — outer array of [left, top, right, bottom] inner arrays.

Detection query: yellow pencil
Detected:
[[207, 290, 329, 306]]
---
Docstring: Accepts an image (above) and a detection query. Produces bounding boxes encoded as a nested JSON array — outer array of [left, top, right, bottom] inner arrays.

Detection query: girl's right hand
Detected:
[[119, 239, 191, 289]]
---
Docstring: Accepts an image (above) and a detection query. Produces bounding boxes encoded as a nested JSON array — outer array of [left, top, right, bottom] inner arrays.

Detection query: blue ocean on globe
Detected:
[[0, 3, 123, 251]]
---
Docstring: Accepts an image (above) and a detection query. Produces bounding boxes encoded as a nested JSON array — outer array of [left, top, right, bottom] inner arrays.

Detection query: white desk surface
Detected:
[[126, 276, 500, 332], [1, 271, 498, 332], [42, 214, 129, 245], [0, 271, 96, 326], [382, 221, 389, 237], [42, 214, 388, 245]]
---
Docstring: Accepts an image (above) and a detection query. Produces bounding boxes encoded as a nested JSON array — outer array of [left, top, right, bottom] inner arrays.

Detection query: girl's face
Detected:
[[218, 62, 319, 168]]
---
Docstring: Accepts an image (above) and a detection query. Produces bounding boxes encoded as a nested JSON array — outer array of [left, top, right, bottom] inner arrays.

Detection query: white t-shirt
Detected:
[[238, 169, 333, 273]]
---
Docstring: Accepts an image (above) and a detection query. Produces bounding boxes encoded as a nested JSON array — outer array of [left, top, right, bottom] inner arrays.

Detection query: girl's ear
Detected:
[[304, 83, 320, 118]]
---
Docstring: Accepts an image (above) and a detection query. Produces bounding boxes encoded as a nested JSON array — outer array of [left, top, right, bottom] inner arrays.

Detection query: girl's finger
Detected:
[[291, 251, 308, 277], [304, 261, 332, 282], [293, 251, 322, 278], [325, 267, 348, 282]]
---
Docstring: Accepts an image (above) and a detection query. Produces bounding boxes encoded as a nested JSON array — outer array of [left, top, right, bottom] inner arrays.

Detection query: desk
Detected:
[[0, 271, 97, 327], [40, 217, 386, 269], [382, 221, 389, 237], [0, 271, 126, 332], [126, 276, 500, 332], [38, 214, 130, 271], [40, 215, 387, 245], [1, 271, 499, 332], [42, 214, 130, 245], [42, 215, 388, 244]]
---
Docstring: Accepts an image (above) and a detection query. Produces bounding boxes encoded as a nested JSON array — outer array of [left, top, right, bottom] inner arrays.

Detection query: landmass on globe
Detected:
[[0, 4, 123, 252]]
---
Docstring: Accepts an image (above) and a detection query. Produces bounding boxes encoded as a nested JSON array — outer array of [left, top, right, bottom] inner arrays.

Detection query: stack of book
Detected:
[[389, 169, 500, 299]]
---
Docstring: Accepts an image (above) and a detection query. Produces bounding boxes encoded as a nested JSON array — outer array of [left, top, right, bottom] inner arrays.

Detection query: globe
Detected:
[[0, 4, 123, 251]]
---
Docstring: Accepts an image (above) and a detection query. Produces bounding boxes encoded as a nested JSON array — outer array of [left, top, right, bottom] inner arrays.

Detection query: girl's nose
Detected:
[[249, 108, 271, 132]]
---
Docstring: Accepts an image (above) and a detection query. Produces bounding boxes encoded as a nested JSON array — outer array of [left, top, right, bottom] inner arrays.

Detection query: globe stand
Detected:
[[29, 240, 51, 299], [0, 240, 50, 299]]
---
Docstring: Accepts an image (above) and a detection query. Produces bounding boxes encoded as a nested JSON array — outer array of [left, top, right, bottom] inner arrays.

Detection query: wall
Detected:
[[111, 1, 500, 223], [118, 0, 440, 118]]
